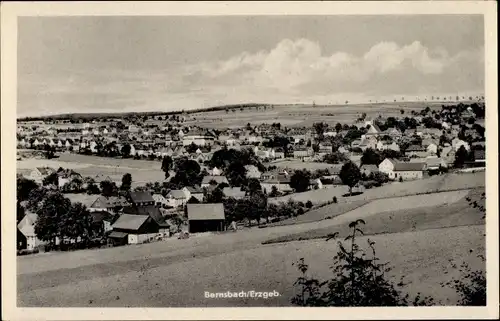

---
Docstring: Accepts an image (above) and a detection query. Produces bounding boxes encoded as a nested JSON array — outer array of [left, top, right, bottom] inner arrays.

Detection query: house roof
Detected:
[[35, 167, 55, 175], [108, 231, 128, 239], [89, 195, 129, 209], [112, 214, 150, 231], [393, 162, 426, 172], [17, 213, 38, 237], [360, 164, 379, 172], [406, 145, 426, 152], [187, 203, 225, 221], [184, 185, 204, 193], [222, 187, 246, 198], [152, 194, 167, 202], [201, 175, 229, 185], [167, 190, 187, 199], [129, 191, 154, 203]]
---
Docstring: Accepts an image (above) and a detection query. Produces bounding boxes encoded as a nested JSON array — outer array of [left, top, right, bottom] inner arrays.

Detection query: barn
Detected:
[[187, 203, 225, 233]]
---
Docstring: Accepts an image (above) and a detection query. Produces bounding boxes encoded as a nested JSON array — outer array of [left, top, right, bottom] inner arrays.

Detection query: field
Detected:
[[17, 153, 165, 187], [269, 172, 485, 205], [264, 188, 483, 244], [18, 182, 485, 307], [182, 102, 447, 129]]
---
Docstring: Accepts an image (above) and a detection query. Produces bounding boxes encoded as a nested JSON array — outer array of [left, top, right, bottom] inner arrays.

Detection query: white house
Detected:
[[452, 138, 470, 151], [182, 186, 204, 202], [393, 162, 426, 180], [165, 190, 188, 208], [152, 194, 169, 207], [18, 213, 43, 251], [378, 158, 397, 179]]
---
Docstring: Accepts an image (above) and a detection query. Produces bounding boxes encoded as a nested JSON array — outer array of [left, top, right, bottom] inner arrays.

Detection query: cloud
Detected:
[[192, 38, 483, 96], [18, 38, 484, 116]]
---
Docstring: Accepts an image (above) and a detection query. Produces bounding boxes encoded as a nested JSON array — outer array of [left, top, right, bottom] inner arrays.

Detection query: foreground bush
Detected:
[[291, 219, 434, 306]]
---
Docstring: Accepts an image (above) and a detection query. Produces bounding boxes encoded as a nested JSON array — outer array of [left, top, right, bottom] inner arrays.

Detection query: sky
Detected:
[[17, 15, 485, 117]]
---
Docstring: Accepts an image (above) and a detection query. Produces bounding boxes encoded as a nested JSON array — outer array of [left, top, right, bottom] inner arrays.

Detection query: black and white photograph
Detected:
[[1, 1, 498, 320]]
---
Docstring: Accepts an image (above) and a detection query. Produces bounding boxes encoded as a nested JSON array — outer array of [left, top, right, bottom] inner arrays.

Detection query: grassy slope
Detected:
[[264, 188, 485, 244], [18, 225, 485, 307], [269, 172, 485, 205]]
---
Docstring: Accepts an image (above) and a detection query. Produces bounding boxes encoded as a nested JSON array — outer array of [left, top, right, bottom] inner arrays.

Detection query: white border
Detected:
[[1, 2, 498, 320]]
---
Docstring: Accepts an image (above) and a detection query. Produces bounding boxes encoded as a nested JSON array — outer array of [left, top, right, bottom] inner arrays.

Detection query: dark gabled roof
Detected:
[[124, 205, 169, 227], [129, 191, 154, 203], [393, 162, 426, 172], [185, 185, 203, 193], [360, 164, 379, 172], [187, 203, 225, 221], [111, 214, 150, 231], [474, 150, 485, 160], [406, 145, 426, 152]]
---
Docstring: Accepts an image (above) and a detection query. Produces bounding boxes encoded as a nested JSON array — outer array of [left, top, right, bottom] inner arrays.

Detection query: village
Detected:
[[16, 100, 486, 253]]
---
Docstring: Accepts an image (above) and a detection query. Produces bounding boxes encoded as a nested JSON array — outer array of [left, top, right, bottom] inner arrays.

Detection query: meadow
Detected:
[[182, 101, 448, 129], [269, 172, 485, 205], [17, 153, 165, 187]]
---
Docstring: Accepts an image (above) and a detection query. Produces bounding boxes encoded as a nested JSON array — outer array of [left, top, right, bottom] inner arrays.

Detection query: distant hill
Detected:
[[17, 103, 270, 122]]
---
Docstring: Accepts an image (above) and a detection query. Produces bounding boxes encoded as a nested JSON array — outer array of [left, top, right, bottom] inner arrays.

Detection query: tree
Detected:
[[339, 161, 361, 195], [269, 185, 279, 197], [170, 215, 185, 233], [226, 161, 248, 187], [205, 186, 224, 203], [42, 172, 59, 187], [170, 157, 201, 188], [17, 177, 39, 202], [313, 122, 328, 140], [34, 192, 71, 247], [121, 173, 132, 191], [361, 148, 383, 166], [290, 170, 311, 193], [400, 109, 404, 115], [44, 145, 56, 159], [323, 152, 348, 164], [246, 178, 262, 196], [121, 143, 131, 158], [305, 201, 313, 209], [454, 146, 469, 168], [17, 201, 26, 223], [186, 142, 199, 154], [161, 156, 173, 179], [335, 123, 343, 133], [291, 220, 434, 306], [100, 181, 118, 197]]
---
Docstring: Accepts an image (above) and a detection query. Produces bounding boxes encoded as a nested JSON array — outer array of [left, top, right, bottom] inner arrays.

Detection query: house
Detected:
[[261, 175, 292, 194], [474, 150, 486, 166], [425, 157, 448, 171], [17, 213, 43, 251], [423, 142, 438, 155], [366, 124, 382, 135], [360, 164, 379, 177], [210, 167, 222, 176], [165, 189, 188, 208], [89, 211, 116, 236], [108, 214, 160, 245], [244, 165, 262, 179], [129, 191, 155, 207], [383, 127, 402, 137], [405, 145, 428, 158], [182, 131, 215, 147], [187, 203, 225, 233], [30, 167, 56, 183], [57, 169, 82, 188], [182, 186, 204, 202], [309, 178, 324, 190], [452, 138, 470, 152], [378, 158, 397, 178], [377, 141, 400, 152], [293, 148, 310, 159], [152, 194, 169, 207], [393, 162, 426, 180], [88, 195, 130, 214], [222, 187, 246, 199], [201, 175, 229, 188]]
